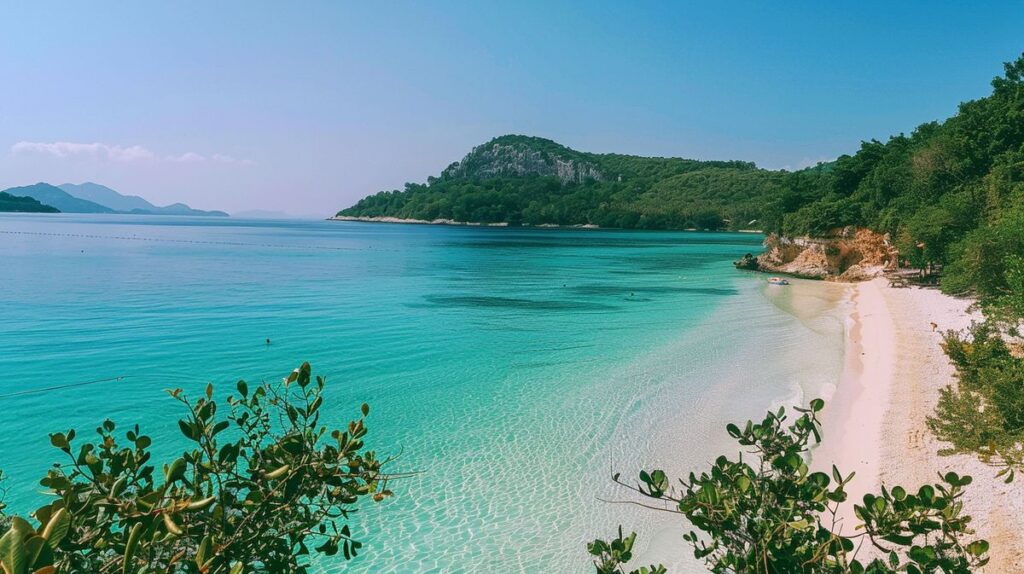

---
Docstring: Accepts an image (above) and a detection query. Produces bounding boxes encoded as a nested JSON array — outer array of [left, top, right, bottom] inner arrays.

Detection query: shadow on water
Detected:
[[416, 295, 620, 311], [569, 284, 738, 297], [436, 232, 764, 251]]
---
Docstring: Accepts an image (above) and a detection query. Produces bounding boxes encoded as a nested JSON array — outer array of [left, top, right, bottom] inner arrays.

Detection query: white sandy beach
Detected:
[[630, 276, 1023, 572], [818, 278, 1024, 571]]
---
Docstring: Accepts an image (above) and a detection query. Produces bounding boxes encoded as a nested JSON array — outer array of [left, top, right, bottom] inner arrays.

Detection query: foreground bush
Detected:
[[930, 323, 1024, 482], [591, 400, 990, 573], [0, 362, 394, 574]]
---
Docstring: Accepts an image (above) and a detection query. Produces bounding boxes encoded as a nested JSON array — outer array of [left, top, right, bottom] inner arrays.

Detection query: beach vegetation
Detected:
[[930, 323, 1024, 482], [592, 400, 990, 573], [0, 362, 395, 574]]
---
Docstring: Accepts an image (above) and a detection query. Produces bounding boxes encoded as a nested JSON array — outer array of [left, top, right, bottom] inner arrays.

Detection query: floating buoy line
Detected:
[[0, 375, 127, 399]]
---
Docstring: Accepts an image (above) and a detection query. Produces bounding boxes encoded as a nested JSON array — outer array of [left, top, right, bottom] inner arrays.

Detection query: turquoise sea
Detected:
[[0, 214, 846, 572]]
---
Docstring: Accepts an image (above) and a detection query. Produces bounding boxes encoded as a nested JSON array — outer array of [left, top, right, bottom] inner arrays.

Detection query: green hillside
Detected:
[[0, 191, 59, 213], [340, 54, 1024, 302], [339, 134, 780, 230]]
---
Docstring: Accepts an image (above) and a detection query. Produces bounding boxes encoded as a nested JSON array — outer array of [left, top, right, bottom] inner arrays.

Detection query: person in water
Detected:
[[266, 338, 271, 345]]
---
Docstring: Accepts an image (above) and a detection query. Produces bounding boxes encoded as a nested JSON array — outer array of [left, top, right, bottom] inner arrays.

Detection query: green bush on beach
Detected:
[[591, 400, 990, 574], [930, 323, 1024, 483], [0, 363, 396, 574]]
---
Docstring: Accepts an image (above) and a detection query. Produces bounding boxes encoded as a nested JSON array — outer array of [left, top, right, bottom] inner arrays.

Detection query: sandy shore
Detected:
[[818, 278, 1024, 570], [636, 277, 1022, 572]]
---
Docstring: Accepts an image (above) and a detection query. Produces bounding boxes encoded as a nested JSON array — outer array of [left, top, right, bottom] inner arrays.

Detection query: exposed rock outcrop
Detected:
[[734, 228, 898, 281], [441, 141, 603, 184], [734, 253, 760, 270]]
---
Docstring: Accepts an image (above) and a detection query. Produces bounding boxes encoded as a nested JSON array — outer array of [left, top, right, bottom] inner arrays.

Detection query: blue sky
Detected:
[[1, 1, 1021, 215]]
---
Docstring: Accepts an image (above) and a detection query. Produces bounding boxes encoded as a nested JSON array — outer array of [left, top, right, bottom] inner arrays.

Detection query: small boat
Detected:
[[768, 277, 790, 286]]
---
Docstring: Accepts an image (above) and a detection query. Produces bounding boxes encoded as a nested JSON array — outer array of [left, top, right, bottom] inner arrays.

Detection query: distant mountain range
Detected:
[[0, 182, 227, 216], [3, 183, 113, 213]]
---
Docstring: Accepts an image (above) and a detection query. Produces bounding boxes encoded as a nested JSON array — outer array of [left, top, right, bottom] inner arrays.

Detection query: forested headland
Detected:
[[340, 54, 1024, 302]]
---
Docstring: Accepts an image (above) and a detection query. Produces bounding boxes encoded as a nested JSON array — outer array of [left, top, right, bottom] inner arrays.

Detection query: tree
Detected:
[[0, 362, 398, 574], [591, 400, 990, 573]]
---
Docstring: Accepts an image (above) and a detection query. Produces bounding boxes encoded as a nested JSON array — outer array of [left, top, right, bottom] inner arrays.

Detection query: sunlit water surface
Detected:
[[0, 215, 846, 572]]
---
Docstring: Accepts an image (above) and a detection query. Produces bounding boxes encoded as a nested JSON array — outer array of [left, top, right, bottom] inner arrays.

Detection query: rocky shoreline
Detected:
[[734, 228, 898, 281]]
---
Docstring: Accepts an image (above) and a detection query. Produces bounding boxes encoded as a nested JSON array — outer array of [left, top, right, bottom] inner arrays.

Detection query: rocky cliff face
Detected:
[[441, 141, 603, 184], [734, 228, 898, 281]]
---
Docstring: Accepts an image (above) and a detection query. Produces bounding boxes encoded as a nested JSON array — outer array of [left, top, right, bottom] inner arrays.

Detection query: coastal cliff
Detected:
[[734, 228, 898, 281]]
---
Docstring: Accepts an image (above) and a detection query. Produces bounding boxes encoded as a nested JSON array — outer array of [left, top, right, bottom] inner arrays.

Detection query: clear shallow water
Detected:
[[0, 215, 844, 572]]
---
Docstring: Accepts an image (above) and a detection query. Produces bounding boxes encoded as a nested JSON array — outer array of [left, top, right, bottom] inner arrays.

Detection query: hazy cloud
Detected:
[[11, 141, 253, 165], [166, 151, 206, 163], [12, 141, 155, 162], [211, 153, 256, 166]]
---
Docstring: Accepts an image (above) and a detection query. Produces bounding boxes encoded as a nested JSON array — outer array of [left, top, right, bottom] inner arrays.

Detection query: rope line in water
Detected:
[[0, 375, 127, 399], [0, 230, 361, 252]]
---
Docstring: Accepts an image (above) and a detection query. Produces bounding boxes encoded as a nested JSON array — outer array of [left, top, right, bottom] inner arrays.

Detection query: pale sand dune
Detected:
[[819, 278, 1024, 571]]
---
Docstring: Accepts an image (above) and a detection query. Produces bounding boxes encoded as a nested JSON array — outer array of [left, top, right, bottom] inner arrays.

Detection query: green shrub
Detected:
[[930, 325, 1024, 482], [0, 362, 395, 574], [593, 400, 989, 573]]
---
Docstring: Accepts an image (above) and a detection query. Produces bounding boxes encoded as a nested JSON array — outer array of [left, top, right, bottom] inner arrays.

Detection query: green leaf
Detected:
[[909, 545, 937, 562], [22, 535, 53, 572], [40, 508, 69, 548], [917, 484, 934, 502], [178, 420, 196, 441], [0, 528, 29, 574], [165, 457, 187, 483], [196, 534, 213, 568], [48, 433, 68, 450], [882, 533, 914, 546], [122, 522, 143, 574], [736, 475, 751, 492], [966, 540, 989, 556]]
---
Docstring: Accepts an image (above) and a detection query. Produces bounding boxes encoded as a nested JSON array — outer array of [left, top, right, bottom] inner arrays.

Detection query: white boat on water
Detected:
[[768, 277, 790, 285]]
